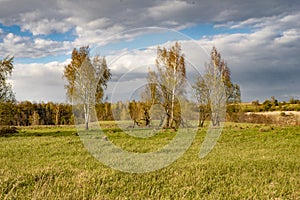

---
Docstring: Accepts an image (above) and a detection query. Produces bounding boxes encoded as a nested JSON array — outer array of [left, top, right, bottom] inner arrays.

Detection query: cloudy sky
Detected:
[[0, 0, 299, 103]]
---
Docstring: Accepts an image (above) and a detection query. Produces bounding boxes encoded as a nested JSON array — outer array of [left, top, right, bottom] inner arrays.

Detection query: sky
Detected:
[[0, 0, 300, 103]]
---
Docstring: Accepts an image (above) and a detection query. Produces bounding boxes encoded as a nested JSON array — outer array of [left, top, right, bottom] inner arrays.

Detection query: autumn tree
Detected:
[[95, 102, 113, 121], [128, 100, 151, 127], [146, 42, 186, 129], [64, 46, 111, 130]]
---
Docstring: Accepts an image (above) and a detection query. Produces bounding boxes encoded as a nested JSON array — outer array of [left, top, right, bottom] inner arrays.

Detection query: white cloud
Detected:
[[73, 24, 125, 47], [0, 33, 72, 58], [108, 48, 156, 71], [21, 18, 71, 36], [10, 60, 70, 102]]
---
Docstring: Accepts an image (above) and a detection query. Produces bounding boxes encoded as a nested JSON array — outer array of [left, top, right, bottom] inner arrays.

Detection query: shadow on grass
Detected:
[[15, 130, 79, 137], [0, 129, 78, 138]]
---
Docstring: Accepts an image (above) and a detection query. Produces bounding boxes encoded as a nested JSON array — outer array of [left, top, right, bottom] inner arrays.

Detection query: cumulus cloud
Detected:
[[1, 0, 299, 39], [1, 0, 300, 102], [0, 1, 299, 57]]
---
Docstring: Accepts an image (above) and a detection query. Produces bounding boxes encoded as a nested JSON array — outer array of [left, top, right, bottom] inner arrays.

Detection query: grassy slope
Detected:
[[0, 124, 299, 199]]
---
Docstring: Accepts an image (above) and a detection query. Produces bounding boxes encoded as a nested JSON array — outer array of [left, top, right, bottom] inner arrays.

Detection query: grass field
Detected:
[[0, 123, 299, 199]]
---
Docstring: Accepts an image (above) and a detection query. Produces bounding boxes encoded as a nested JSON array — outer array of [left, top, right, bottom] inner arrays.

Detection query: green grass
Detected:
[[0, 123, 299, 199]]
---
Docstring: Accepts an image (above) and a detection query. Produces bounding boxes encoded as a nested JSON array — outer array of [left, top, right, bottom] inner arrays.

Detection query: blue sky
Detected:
[[0, 0, 299, 103]]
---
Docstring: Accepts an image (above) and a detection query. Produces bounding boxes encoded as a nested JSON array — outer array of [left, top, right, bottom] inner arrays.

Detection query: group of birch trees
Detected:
[[0, 43, 240, 130]]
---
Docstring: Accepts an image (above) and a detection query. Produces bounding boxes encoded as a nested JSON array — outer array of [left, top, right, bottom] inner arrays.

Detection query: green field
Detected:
[[0, 123, 299, 199]]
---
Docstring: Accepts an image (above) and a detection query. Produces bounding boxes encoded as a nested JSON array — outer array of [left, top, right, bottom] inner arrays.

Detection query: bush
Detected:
[[280, 112, 287, 117], [0, 126, 18, 137]]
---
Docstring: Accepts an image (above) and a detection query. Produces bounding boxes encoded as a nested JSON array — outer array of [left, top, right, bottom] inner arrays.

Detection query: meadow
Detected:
[[0, 122, 299, 199]]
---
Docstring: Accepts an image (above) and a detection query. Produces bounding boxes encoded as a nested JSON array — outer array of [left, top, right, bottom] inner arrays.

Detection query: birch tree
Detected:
[[64, 46, 111, 130], [194, 47, 240, 127], [147, 42, 186, 129]]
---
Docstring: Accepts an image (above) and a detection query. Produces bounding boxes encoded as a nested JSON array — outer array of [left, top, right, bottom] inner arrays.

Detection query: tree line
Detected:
[[244, 96, 300, 112], [0, 100, 150, 126], [0, 101, 73, 126]]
